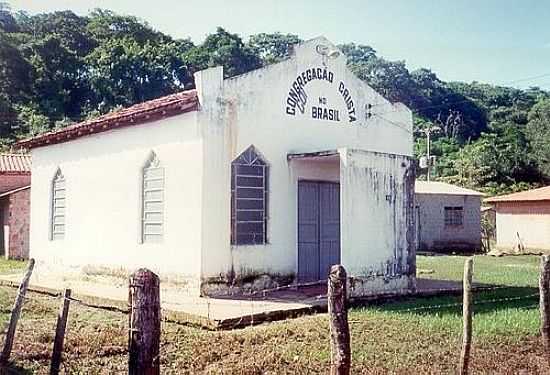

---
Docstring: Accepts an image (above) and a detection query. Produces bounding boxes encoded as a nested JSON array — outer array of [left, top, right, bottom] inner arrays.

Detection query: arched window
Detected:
[[142, 152, 164, 243], [51, 168, 66, 240], [231, 146, 268, 245]]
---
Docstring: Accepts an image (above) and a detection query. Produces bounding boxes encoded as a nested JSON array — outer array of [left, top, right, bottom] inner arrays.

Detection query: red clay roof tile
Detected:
[[0, 154, 31, 174], [485, 186, 550, 203], [16, 90, 199, 149]]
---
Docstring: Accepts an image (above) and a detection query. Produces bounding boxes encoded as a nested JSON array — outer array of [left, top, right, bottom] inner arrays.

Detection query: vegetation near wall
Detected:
[[0, 4, 549, 194]]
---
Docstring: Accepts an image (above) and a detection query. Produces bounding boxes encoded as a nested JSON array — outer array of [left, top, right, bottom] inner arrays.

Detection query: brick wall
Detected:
[[5, 188, 30, 259], [0, 174, 30, 194]]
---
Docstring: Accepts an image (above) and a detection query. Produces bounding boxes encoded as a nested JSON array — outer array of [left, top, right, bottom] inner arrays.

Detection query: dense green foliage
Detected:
[[0, 5, 549, 194]]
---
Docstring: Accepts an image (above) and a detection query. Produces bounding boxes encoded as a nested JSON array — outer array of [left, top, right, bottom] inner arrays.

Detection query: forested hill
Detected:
[[1, 7, 549, 195]]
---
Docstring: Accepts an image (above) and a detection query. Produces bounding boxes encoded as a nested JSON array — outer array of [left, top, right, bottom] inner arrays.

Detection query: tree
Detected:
[[0, 2, 18, 32], [442, 139, 496, 189], [86, 9, 168, 45], [338, 43, 376, 65], [15, 10, 95, 56], [0, 32, 31, 101], [14, 104, 50, 137], [184, 27, 261, 78], [526, 99, 550, 177], [86, 38, 192, 112], [248, 32, 301, 65], [0, 94, 18, 138], [21, 35, 87, 120], [0, 6, 547, 194]]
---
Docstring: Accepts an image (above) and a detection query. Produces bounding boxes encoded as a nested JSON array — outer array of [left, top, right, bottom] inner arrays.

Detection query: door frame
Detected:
[[296, 179, 341, 283]]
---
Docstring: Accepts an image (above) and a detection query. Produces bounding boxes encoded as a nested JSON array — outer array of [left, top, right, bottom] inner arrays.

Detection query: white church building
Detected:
[[18, 37, 416, 297]]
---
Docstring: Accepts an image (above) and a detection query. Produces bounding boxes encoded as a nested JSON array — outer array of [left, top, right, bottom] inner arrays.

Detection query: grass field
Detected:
[[0, 255, 547, 374]]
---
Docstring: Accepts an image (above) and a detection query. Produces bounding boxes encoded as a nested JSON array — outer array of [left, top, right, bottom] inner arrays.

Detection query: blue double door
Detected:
[[297, 181, 341, 282]]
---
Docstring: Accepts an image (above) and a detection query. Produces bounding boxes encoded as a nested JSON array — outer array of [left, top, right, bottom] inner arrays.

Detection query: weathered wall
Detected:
[[0, 197, 7, 256], [29, 112, 204, 294], [28, 37, 414, 297], [197, 37, 413, 284], [5, 188, 30, 259], [339, 149, 415, 296], [494, 201, 550, 250], [416, 194, 481, 252], [0, 174, 30, 194]]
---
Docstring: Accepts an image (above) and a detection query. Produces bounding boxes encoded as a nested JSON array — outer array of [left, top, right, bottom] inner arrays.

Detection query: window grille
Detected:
[[231, 146, 268, 245], [142, 152, 164, 243], [444, 206, 463, 226], [51, 169, 65, 240]]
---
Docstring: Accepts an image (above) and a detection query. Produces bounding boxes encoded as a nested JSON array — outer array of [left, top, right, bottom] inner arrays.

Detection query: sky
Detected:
[[7, 0, 550, 90]]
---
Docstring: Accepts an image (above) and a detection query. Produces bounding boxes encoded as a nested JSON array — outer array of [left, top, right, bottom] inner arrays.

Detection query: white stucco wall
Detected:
[[196, 37, 413, 282], [494, 201, 550, 250], [28, 36, 414, 297], [416, 194, 481, 251], [340, 149, 415, 295], [29, 112, 204, 291]]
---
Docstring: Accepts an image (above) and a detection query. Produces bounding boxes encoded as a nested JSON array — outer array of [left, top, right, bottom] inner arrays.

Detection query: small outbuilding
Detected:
[[415, 181, 483, 252], [18, 37, 416, 297], [485, 186, 550, 252], [0, 154, 31, 259]]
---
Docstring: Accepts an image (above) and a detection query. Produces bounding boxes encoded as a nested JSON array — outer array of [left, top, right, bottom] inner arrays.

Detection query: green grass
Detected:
[[0, 255, 547, 374], [0, 259, 27, 275], [417, 254, 541, 287]]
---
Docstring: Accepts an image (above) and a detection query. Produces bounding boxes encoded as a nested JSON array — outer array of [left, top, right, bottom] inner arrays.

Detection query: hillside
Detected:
[[0, 6, 549, 194]]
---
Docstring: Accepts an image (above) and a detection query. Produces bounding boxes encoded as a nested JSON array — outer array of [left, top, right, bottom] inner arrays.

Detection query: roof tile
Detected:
[[485, 186, 550, 203], [0, 154, 31, 174], [16, 90, 199, 149], [415, 181, 483, 196]]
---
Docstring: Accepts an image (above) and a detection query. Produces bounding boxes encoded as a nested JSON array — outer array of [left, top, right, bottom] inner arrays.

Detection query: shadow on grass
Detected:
[[0, 363, 33, 375], [361, 286, 539, 317]]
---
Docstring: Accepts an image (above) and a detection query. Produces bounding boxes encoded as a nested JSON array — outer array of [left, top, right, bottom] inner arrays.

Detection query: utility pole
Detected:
[[426, 128, 431, 181], [421, 125, 440, 181]]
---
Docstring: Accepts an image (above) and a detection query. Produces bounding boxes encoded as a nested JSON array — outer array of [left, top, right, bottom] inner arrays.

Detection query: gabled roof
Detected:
[[16, 90, 199, 149], [0, 154, 31, 174], [485, 186, 550, 203], [415, 181, 483, 196]]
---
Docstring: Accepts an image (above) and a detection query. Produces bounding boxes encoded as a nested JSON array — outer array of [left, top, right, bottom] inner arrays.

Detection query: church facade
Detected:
[[19, 37, 416, 297]]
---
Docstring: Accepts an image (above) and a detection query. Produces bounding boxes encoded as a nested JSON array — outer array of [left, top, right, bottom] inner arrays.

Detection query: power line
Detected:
[[501, 72, 550, 85], [371, 113, 412, 134], [371, 72, 550, 116]]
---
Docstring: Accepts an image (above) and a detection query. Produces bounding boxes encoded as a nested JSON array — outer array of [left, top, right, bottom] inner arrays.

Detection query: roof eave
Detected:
[[485, 199, 550, 203], [416, 192, 484, 197], [16, 94, 199, 150]]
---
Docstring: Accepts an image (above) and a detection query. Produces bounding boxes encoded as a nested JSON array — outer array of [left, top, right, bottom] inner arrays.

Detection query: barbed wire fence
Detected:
[[0, 256, 549, 374]]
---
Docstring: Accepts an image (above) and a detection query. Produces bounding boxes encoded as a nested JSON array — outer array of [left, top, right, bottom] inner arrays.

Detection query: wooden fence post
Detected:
[[539, 255, 550, 362], [328, 264, 351, 375], [50, 288, 71, 375], [0, 258, 35, 365], [128, 269, 160, 375], [459, 257, 474, 375]]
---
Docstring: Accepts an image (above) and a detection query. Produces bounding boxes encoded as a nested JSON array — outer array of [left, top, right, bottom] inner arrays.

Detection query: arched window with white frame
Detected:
[[141, 152, 164, 243], [231, 145, 269, 245], [51, 168, 66, 240]]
